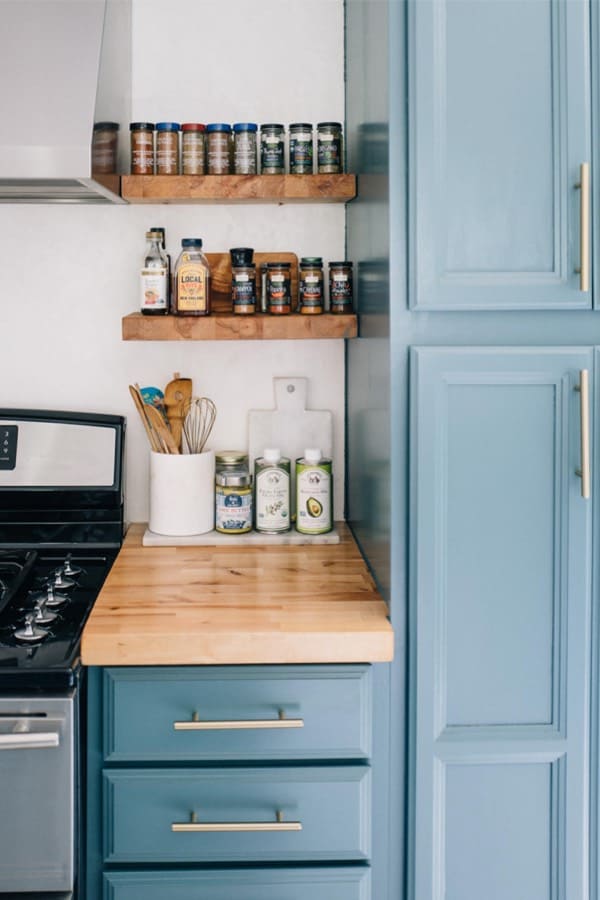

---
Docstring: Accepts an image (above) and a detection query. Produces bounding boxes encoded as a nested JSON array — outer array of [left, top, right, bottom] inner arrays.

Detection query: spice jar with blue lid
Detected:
[[233, 123, 258, 175], [207, 123, 232, 174], [156, 122, 180, 174]]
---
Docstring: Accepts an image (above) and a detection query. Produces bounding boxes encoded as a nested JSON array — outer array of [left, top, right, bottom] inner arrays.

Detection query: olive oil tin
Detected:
[[295, 449, 332, 535], [254, 449, 291, 533]]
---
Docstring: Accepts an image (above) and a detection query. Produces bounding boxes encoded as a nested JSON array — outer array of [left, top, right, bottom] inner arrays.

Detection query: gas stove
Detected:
[[0, 546, 118, 689]]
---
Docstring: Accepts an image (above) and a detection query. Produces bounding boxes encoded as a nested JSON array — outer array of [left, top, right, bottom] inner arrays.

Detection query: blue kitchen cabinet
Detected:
[[409, 0, 591, 310], [408, 347, 593, 900], [86, 665, 376, 900]]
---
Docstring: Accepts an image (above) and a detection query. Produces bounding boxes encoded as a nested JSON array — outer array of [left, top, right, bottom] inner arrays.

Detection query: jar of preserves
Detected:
[[156, 122, 180, 174], [92, 122, 119, 174], [317, 121, 343, 174], [260, 123, 285, 174], [182, 123, 206, 174], [129, 122, 154, 175], [215, 451, 252, 534], [140, 230, 168, 316], [289, 123, 313, 174], [329, 261, 353, 313], [266, 262, 292, 314], [207, 123, 232, 174], [174, 238, 211, 316], [233, 123, 258, 175], [298, 257, 324, 315]]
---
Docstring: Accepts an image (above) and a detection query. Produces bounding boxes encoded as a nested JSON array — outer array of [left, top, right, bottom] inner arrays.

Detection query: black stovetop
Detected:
[[0, 547, 118, 690]]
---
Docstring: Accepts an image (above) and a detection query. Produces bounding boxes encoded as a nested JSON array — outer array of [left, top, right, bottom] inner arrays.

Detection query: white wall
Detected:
[[0, 0, 346, 523]]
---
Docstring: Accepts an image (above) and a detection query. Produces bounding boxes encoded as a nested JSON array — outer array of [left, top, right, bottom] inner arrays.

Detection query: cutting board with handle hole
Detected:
[[248, 378, 333, 481]]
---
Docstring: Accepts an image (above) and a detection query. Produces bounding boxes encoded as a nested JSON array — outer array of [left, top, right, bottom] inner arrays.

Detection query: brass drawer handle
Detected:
[[575, 368, 591, 499], [173, 709, 304, 731], [172, 810, 302, 833]]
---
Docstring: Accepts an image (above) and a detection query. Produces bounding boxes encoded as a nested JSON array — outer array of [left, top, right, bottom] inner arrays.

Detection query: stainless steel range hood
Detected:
[[0, 0, 131, 203]]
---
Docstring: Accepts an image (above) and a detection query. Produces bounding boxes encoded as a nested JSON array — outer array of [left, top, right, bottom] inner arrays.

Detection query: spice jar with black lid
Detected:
[[230, 247, 256, 315], [260, 123, 285, 174], [233, 123, 258, 175], [298, 257, 324, 315], [329, 261, 354, 313], [156, 122, 180, 174], [317, 122, 343, 174], [207, 123, 232, 174], [130, 122, 155, 174], [92, 122, 119, 174], [266, 262, 292, 314], [289, 123, 313, 174], [182, 123, 206, 174]]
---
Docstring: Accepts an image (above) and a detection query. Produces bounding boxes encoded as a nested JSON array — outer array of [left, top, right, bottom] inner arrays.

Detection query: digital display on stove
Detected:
[[0, 426, 17, 471]]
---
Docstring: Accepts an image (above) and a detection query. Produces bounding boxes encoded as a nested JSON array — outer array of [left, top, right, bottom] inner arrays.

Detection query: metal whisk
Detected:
[[181, 397, 217, 454]]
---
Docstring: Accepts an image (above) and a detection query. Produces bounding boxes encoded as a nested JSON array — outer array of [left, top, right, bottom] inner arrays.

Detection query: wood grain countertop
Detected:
[[81, 523, 394, 666]]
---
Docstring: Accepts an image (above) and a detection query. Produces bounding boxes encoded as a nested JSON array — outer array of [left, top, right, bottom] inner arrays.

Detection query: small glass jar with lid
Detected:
[[181, 123, 206, 174], [233, 123, 258, 175], [329, 260, 354, 313], [230, 247, 256, 315], [215, 451, 252, 534], [266, 262, 292, 314], [207, 123, 232, 174], [289, 123, 313, 174], [129, 122, 155, 174], [156, 122, 180, 174], [92, 122, 119, 174], [317, 122, 343, 174], [298, 257, 324, 315], [260, 123, 285, 174]]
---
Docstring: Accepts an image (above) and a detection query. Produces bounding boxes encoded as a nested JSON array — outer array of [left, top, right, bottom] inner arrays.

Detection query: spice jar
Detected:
[[129, 122, 154, 175], [233, 123, 258, 174], [329, 261, 353, 313], [266, 262, 292, 314], [174, 238, 211, 316], [156, 122, 180, 174], [92, 122, 119, 174], [230, 247, 256, 315], [207, 123, 232, 174], [317, 122, 343, 174], [289, 123, 313, 174], [298, 257, 324, 315], [215, 451, 252, 534], [260, 123, 285, 174], [182, 123, 206, 174]]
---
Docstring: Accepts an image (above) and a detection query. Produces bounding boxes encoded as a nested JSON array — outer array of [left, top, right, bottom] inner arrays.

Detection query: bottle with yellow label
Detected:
[[174, 238, 211, 316]]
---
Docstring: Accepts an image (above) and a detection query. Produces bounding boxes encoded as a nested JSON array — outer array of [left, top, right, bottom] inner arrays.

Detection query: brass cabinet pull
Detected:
[[575, 369, 591, 499], [575, 162, 590, 291], [173, 709, 304, 731], [172, 810, 302, 833]]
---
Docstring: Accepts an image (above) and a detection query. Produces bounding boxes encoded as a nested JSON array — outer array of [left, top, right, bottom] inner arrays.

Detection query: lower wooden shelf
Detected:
[[122, 312, 358, 341]]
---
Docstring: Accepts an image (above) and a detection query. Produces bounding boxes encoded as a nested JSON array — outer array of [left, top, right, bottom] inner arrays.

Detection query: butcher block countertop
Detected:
[[81, 523, 394, 666]]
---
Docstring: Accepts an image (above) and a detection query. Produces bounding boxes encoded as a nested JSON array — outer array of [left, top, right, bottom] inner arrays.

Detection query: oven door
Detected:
[[0, 693, 75, 893]]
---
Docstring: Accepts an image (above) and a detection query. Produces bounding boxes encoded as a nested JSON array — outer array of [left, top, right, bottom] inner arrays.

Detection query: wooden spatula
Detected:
[[164, 372, 192, 451]]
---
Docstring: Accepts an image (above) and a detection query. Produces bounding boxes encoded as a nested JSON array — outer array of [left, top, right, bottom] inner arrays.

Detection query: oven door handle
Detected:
[[0, 731, 60, 750]]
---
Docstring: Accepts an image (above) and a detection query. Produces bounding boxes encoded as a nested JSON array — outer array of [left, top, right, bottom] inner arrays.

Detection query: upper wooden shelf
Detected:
[[122, 312, 358, 341], [120, 173, 357, 203]]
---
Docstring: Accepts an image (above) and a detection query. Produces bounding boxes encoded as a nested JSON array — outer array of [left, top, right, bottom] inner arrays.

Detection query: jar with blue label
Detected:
[[215, 451, 252, 534]]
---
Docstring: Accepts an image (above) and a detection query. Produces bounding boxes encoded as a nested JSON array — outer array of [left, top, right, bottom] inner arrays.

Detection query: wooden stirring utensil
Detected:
[[144, 404, 180, 454], [164, 372, 192, 451], [129, 384, 161, 452]]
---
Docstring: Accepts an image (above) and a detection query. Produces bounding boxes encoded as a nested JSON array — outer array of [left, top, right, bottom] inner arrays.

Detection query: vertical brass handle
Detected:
[[575, 162, 590, 292], [575, 369, 590, 499]]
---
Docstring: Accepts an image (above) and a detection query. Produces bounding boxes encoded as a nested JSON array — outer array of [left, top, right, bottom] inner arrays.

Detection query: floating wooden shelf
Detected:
[[122, 312, 358, 341], [120, 173, 356, 203]]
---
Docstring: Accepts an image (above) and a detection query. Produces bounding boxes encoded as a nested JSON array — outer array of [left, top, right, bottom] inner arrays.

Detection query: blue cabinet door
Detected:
[[409, 347, 592, 900], [409, 0, 591, 310]]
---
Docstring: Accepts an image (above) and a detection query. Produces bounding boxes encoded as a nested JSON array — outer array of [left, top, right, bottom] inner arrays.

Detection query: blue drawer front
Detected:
[[103, 766, 371, 863], [103, 867, 370, 899], [103, 665, 372, 761]]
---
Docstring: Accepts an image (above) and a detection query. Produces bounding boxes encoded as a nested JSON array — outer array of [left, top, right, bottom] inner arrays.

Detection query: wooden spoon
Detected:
[[144, 404, 180, 454], [164, 372, 192, 451]]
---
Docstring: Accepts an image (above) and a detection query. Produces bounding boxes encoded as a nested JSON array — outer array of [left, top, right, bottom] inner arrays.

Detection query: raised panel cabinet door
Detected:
[[409, 347, 593, 900], [409, 0, 591, 310]]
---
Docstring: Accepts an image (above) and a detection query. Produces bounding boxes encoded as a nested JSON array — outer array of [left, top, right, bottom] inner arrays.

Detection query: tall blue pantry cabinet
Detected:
[[345, 0, 600, 899]]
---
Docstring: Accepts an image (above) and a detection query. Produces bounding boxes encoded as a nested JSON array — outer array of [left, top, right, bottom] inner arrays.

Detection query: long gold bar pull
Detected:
[[575, 162, 590, 291], [173, 709, 304, 731], [575, 369, 591, 499], [171, 810, 303, 833]]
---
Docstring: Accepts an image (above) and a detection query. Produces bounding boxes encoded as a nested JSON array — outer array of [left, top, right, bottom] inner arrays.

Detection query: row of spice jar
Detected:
[[129, 121, 344, 176], [140, 231, 354, 317]]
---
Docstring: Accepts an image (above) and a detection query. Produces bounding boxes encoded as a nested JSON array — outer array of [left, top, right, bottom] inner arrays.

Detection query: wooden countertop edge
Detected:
[[81, 522, 394, 666]]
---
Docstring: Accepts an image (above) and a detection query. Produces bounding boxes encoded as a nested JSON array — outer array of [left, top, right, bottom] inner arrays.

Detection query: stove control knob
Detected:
[[33, 599, 58, 626], [62, 554, 83, 577], [51, 569, 75, 590]]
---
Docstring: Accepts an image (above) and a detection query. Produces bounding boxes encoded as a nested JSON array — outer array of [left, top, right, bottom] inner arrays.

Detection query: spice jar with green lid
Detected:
[[298, 257, 324, 315], [317, 122, 343, 174], [260, 123, 285, 174]]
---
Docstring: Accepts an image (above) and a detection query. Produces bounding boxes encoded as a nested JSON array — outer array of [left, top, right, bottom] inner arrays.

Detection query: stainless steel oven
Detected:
[[0, 409, 125, 898]]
